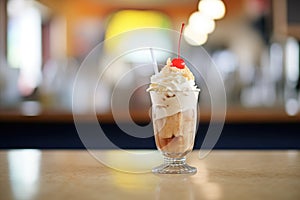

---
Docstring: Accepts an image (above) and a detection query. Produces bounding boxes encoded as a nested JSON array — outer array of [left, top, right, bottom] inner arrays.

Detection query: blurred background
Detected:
[[0, 0, 299, 149]]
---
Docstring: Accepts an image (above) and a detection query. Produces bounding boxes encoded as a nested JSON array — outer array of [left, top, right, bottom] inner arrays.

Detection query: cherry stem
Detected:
[[178, 23, 185, 59]]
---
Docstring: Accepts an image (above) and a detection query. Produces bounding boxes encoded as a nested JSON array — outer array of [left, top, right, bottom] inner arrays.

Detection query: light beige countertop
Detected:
[[0, 150, 299, 200]]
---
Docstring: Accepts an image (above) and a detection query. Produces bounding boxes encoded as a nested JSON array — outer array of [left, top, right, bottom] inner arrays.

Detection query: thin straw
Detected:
[[150, 48, 158, 74]]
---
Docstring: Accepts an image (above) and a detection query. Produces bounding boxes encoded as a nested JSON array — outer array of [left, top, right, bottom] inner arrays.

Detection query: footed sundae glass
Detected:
[[150, 90, 199, 174]]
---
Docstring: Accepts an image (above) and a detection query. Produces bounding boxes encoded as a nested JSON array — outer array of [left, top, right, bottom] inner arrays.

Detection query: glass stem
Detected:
[[164, 156, 186, 166]]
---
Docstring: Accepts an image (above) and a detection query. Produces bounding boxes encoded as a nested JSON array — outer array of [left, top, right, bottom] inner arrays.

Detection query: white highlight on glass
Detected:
[[150, 48, 158, 74], [8, 149, 41, 200], [198, 0, 226, 20], [184, 24, 208, 46], [188, 11, 215, 34]]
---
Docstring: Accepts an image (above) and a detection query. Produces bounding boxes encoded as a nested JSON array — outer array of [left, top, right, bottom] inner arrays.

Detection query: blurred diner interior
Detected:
[[0, 0, 300, 149], [1, 2, 300, 200]]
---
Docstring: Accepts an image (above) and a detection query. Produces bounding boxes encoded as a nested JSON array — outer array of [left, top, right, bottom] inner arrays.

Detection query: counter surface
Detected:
[[0, 150, 299, 200]]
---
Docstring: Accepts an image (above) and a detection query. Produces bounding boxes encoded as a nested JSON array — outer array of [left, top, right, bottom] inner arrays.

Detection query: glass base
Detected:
[[152, 156, 197, 174]]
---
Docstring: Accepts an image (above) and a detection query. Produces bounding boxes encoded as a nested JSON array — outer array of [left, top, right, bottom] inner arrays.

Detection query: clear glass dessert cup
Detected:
[[150, 90, 199, 174]]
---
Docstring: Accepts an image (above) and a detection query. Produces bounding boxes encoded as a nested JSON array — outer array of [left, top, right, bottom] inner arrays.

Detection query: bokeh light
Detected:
[[198, 0, 226, 20], [188, 11, 215, 34], [183, 24, 208, 46]]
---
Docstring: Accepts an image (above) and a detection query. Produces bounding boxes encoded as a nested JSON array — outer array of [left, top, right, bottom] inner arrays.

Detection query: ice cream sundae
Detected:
[[147, 23, 200, 174]]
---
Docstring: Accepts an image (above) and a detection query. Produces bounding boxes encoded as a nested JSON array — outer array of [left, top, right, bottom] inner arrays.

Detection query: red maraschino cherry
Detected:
[[171, 23, 185, 69]]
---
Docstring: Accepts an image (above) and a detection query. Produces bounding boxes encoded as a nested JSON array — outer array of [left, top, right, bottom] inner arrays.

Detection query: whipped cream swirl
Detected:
[[147, 58, 199, 92]]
